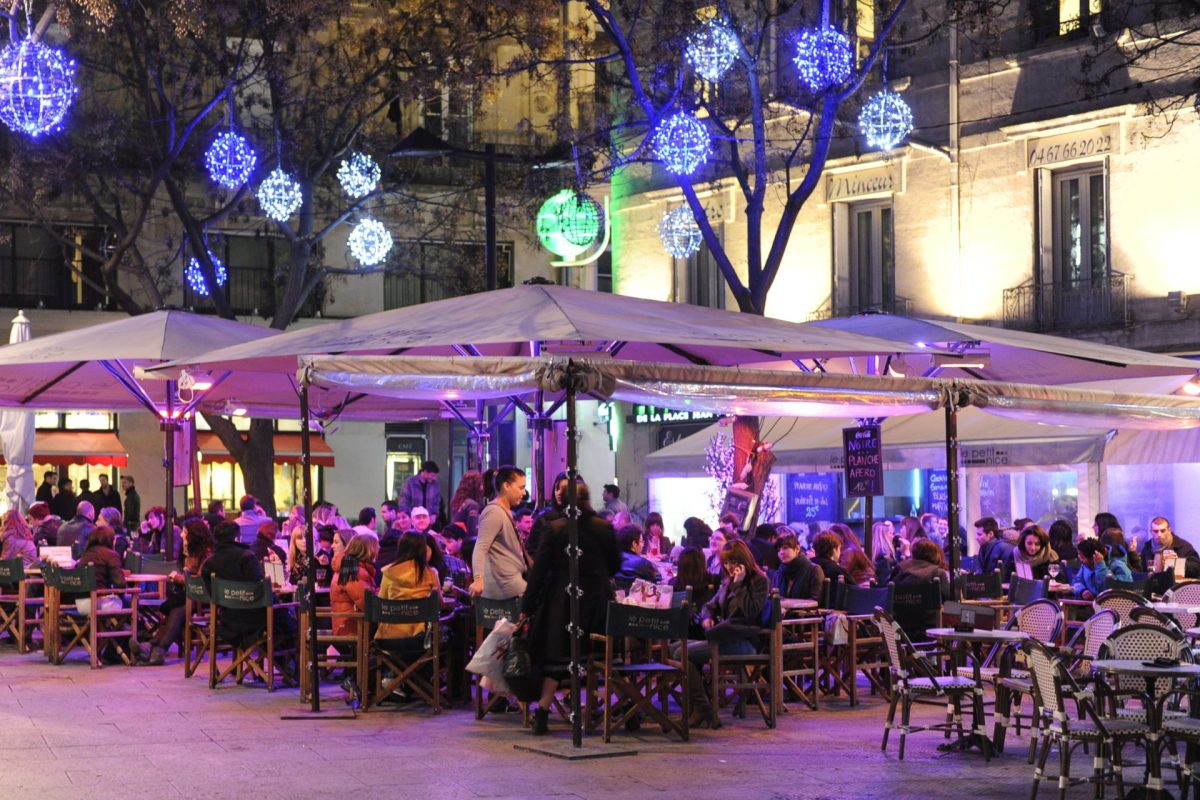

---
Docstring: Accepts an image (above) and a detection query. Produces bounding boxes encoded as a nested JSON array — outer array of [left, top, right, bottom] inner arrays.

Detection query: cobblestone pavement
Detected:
[[0, 646, 1134, 799]]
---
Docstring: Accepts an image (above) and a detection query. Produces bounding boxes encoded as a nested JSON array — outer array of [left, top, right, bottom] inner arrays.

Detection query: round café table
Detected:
[[927, 627, 1028, 760], [1091, 659, 1200, 800]]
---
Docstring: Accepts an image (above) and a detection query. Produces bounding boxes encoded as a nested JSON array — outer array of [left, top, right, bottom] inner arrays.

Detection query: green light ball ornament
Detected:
[[536, 189, 604, 258]]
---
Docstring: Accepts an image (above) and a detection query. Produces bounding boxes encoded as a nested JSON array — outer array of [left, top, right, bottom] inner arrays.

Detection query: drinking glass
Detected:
[[1047, 562, 1061, 581]]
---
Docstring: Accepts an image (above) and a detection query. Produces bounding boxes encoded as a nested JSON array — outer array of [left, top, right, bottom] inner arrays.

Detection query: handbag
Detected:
[[502, 617, 542, 702]]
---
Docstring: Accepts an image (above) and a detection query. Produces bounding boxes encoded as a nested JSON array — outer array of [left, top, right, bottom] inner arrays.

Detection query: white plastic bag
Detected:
[[466, 617, 517, 694]]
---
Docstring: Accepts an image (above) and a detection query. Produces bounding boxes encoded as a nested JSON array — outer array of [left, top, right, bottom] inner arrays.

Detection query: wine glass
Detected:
[[1047, 562, 1061, 582]]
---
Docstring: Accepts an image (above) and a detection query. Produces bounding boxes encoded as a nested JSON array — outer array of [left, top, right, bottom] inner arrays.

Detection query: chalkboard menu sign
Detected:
[[978, 473, 1011, 521], [925, 469, 949, 517], [843, 425, 884, 498], [786, 473, 840, 524]]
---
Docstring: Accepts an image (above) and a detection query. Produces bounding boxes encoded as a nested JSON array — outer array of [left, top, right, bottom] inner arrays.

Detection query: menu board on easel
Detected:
[[843, 425, 883, 498]]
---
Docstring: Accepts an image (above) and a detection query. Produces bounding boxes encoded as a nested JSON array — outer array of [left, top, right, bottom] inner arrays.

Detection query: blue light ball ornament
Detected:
[[859, 90, 914, 150], [347, 217, 393, 266], [184, 252, 228, 296], [256, 168, 303, 220], [204, 131, 258, 190], [658, 206, 702, 258], [0, 38, 78, 137], [685, 19, 739, 82], [793, 26, 853, 93], [650, 112, 711, 176], [337, 152, 380, 199]]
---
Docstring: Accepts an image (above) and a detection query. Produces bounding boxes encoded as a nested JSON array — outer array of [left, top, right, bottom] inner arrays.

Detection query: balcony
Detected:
[[1002, 272, 1130, 332], [806, 295, 914, 322]]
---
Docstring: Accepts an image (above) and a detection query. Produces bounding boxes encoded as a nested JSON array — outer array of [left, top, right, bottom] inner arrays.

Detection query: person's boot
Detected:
[[687, 665, 714, 728], [145, 645, 166, 666], [135, 641, 153, 663], [532, 707, 550, 736]]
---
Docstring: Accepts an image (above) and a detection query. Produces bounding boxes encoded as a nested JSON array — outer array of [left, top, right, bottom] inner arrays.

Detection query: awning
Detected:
[[0, 431, 128, 467], [196, 432, 335, 467]]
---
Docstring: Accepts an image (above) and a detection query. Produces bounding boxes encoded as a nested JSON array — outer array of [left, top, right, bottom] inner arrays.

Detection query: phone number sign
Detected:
[[1026, 124, 1118, 169]]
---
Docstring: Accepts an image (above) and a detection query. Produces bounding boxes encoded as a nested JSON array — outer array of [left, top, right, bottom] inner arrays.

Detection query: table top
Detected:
[[126, 573, 171, 582], [1186, 627, 1200, 640], [781, 598, 818, 610], [1091, 659, 1200, 679], [927, 627, 1028, 643], [1150, 602, 1200, 615]]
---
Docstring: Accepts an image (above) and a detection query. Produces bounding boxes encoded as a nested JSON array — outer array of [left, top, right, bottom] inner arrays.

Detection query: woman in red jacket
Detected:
[[329, 533, 378, 703]]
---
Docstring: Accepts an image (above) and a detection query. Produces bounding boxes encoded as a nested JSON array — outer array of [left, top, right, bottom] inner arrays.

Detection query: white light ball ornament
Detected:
[[650, 112, 711, 176], [337, 152, 380, 199], [348, 218, 392, 266], [859, 90, 914, 150], [256, 168, 303, 221], [0, 38, 79, 137], [658, 206, 702, 258], [793, 26, 854, 93], [685, 19, 739, 82]]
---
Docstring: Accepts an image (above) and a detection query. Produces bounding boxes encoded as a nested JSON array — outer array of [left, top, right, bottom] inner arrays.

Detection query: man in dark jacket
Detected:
[[56, 501, 95, 553], [51, 478, 79, 520], [1141, 516, 1200, 579], [205, 520, 267, 643], [94, 474, 121, 513], [120, 476, 140, 531], [749, 523, 781, 571], [36, 470, 56, 504], [973, 517, 1015, 576], [613, 524, 660, 586]]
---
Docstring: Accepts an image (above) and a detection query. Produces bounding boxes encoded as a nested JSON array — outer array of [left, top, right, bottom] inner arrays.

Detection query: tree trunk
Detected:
[[204, 414, 278, 517]]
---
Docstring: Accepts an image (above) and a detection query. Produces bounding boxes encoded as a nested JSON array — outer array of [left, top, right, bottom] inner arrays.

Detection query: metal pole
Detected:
[[163, 379, 176, 560], [564, 370, 582, 748], [531, 341, 546, 507], [300, 379, 320, 713], [945, 398, 962, 580], [485, 144, 497, 291]]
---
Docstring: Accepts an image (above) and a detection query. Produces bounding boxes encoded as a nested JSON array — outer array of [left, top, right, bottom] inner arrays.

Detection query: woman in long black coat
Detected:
[[520, 482, 620, 735]]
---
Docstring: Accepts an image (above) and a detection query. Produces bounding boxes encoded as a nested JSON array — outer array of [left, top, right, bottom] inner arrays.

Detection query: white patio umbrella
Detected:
[[0, 310, 34, 513]]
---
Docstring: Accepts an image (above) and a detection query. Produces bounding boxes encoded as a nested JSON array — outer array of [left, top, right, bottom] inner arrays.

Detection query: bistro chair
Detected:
[[1109, 577, 1150, 598], [988, 600, 1068, 759], [710, 591, 783, 729], [44, 563, 140, 668], [208, 577, 297, 692], [1129, 605, 1180, 632], [1008, 576, 1051, 606], [182, 574, 214, 678], [588, 600, 692, 742], [361, 593, 445, 713], [1023, 639, 1149, 800], [1093, 589, 1148, 627], [297, 583, 367, 706], [891, 579, 943, 645], [0, 558, 44, 653], [959, 570, 1004, 601], [472, 596, 523, 720], [1097, 623, 1191, 724], [1163, 580, 1200, 607], [875, 607, 974, 761]]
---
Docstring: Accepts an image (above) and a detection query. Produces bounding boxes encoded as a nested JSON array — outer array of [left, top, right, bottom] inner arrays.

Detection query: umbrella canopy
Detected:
[[0, 310, 35, 512], [810, 314, 1199, 385]]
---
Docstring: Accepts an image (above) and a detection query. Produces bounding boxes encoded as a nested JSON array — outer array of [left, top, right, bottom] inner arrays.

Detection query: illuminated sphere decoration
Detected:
[[536, 189, 604, 259], [658, 206, 703, 258], [685, 19, 739, 82], [204, 131, 258, 190], [256, 167, 303, 221], [347, 217, 393, 266], [793, 26, 853, 93], [859, 89, 914, 150], [337, 151, 380, 199], [0, 38, 79, 137], [184, 252, 228, 297], [650, 112, 711, 176]]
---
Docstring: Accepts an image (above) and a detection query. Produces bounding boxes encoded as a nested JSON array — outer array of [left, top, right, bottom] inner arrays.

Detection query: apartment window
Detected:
[[678, 234, 725, 310], [595, 249, 613, 293], [1033, 0, 1103, 40], [422, 89, 472, 146], [1050, 165, 1107, 287], [830, 0, 879, 62], [836, 200, 895, 314], [0, 222, 110, 310], [182, 234, 316, 317], [383, 240, 513, 309]]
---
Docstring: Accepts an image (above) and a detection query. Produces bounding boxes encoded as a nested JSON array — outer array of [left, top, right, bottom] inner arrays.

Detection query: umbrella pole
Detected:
[[300, 379, 320, 713], [163, 380, 176, 560], [945, 398, 961, 579], [564, 368, 582, 749]]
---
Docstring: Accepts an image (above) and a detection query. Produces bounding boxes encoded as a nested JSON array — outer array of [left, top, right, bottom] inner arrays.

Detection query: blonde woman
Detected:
[[871, 520, 906, 584], [0, 510, 37, 567]]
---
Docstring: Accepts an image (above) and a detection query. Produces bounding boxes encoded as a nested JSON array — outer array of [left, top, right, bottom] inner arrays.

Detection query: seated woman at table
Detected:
[[870, 520, 906, 585], [811, 532, 853, 589], [684, 540, 769, 727], [770, 533, 824, 603], [614, 524, 660, 587], [672, 547, 716, 639], [1048, 519, 1077, 563], [330, 533, 378, 697], [892, 540, 952, 599], [137, 520, 215, 666], [74, 526, 129, 664], [1072, 538, 1124, 600], [643, 512, 669, 560], [1013, 525, 1059, 581], [1, 509, 38, 568], [375, 532, 441, 700], [704, 528, 727, 575], [1099, 527, 1140, 573], [829, 523, 875, 587]]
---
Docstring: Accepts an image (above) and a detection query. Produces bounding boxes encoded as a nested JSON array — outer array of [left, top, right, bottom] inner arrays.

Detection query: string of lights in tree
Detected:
[[337, 151, 380, 199], [184, 251, 228, 296], [0, 38, 78, 137], [204, 131, 258, 190], [256, 167, 303, 221], [347, 217, 393, 266], [658, 206, 702, 258], [685, 18, 738, 82], [793, 25, 853, 93], [650, 112, 711, 176], [859, 89, 914, 150]]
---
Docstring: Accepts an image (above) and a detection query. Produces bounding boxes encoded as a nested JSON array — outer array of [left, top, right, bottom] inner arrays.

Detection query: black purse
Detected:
[[502, 618, 541, 702]]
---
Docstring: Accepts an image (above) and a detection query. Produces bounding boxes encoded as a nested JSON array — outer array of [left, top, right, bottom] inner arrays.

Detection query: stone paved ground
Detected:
[[0, 646, 1146, 799]]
